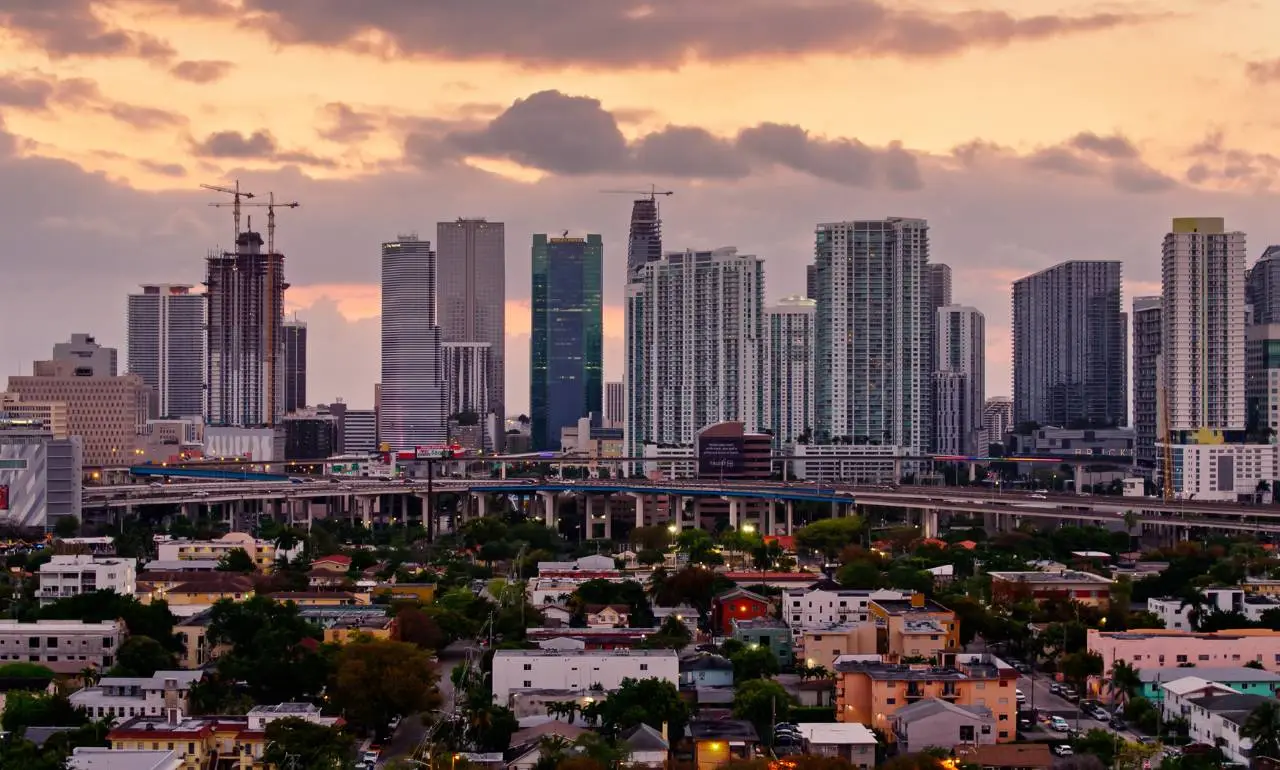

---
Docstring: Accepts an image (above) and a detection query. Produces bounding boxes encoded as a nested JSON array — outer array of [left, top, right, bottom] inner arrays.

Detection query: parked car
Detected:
[[1052, 745, 1074, 757], [1049, 684, 1064, 696], [387, 716, 401, 731], [1016, 689, 1026, 705], [1050, 716, 1070, 732], [1014, 662, 1032, 674], [1109, 716, 1128, 730], [1062, 687, 1079, 701]]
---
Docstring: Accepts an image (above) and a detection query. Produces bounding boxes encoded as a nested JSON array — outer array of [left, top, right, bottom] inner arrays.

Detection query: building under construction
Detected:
[[204, 228, 288, 427]]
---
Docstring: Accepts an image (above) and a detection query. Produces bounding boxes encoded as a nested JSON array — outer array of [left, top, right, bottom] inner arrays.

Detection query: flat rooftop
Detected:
[[873, 598, 952, 614], [833, 660, 1000, 681], [989, 570, 1112, 585], [493, 648, 678, 658]]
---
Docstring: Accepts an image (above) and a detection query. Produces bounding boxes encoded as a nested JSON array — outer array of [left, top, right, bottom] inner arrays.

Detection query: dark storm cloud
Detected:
[[317, 103, 378, 143], [0, 0, 174, 60], [192, 0, 1151, 68], [192, 129, 338, 168], [426, 90, 923, 189], [170, 60, 236, 84], [0, 71, 185, 130]]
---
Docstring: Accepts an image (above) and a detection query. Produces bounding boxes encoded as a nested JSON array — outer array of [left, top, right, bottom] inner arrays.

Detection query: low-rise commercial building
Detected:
[[69, 670, 204, 722], [782, 586, 908, 630], [38, 555, 136, 604], [1149, 587, 1280, 631], [0, 420, 82, 530], [490, 649, 679, 705], [1090, 628, 1280, 672], [1168, 442, 1280, 502], [989, 570, 1112, 607], [790, 444, 903, 484], [834, 654, 1019, 741], [69, 747, 182, 770], [0, 619, 126, 673], [155, 532, 299, 572], [135, 572, 253, 606]]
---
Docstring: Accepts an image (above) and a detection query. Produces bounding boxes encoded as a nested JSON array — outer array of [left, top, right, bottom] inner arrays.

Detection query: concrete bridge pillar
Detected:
[[356, 496, 373, 528], [969, 462, 978, 483], [585, 494, 596, 539], [786, 500, 794, 535], [500, 462, 508, 480], [539, 491, 557, 529], [722, 497, 740, 530], [922, 509, 939, 539], [767, 500, 777, 536], [474, 492, 488, 519], [676, 495, 689, 530], [630, 493, 646, 529]]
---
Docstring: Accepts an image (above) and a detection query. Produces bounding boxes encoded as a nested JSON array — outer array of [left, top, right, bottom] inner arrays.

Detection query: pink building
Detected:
[[1089, 628, 1280, 673]]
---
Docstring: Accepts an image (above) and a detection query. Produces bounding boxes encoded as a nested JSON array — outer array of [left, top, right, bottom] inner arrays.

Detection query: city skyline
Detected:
[[4, 1, 1280, 411]]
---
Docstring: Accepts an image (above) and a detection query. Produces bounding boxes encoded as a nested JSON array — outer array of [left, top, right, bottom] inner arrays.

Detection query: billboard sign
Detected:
[[698, 436, 744, 476]]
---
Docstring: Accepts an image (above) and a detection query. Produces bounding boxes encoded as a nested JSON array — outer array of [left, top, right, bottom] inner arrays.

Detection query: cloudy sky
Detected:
[[2, 0, 1279, 413]]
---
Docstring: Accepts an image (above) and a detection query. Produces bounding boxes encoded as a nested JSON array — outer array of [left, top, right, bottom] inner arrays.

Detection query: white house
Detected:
[[1159, 677, 1240, 722], [38, 555, 136, 604], [621, 723, 670, 768], [491, 649, 679, 705], [1149, 588, 1280, 630], [781, 586, 907, 631], [69, 671, 205, 723], [1182, 692, 1276, 764], [155, 532, 302, 570], [69, 747, 182, 770], [798, 722, 878, 768]]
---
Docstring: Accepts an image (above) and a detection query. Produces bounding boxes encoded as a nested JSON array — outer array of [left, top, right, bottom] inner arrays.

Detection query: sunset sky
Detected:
[[3, 0, 1279, 412]]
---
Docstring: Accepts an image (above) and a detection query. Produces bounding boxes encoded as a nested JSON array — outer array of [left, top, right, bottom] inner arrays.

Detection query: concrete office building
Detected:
[[380, 235, 447, 451], [925, 264, 953, 397], [933, 306, 985, 455], [38, 555, 136, 604], [765, 296, 816, 446], [0, 619, 126, 673], [1247, 245, 1280, 325], [980, 397, 1013, 452], [443, 341, 495, 450], [128, 285, 205, 419], [813, 218, 931, 453], [437, 219, 506, 422], [1012, 260, 1127, 428], [1133, 297, 1164, 473], [1162, 218, 1247, 434], [490, 649, 678, 705], [625, 247, 764, 462], [604, 382, 624, 430], [51, 333, 117, 377], [0, 392, 69, 437], [531, 234, 603, 451], [0, 421, 81, 530], [205, 229, 287, 427], [282, 320, 307, 413], [343, 409, 377, 454], [8, 348, 151, 468]]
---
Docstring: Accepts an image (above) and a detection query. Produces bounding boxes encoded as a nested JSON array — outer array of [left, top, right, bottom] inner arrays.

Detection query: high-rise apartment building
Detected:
[[980, 397, 1013, 451], [925, 264, 953, 409], [282, 320, 307, 413], [625, 197, 663, 277], [933, 305, 985, 455], [1161, 217, 1247, 433], [127, 285, 205, 419], [1247, 246, 1280, 325], [531, 234, 603, 451], [604, 382, 624, 429], [1246, 324, 1280, 440], [437, 219, 505, 419], [205, 230, 287, 427], [1132, 296, 1163, 472], [626, 248, 765, 460], [51, 334, 117, 377], [380, 235, 447, 451], [812, 218, 931, 453], [1012, 261, 1127, 429], [442, 342, 491, 421], [764, 296, 816, 446]]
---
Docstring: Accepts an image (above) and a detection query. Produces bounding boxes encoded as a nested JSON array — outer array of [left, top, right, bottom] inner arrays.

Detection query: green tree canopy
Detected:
[[329, 639, 442, 734], [732, 678, 794, 744], [795, 518, 864, 559], [110, 635, 178, 677], [216, 547, 257, 573], [205, 596, 328, 704], [730, 645, 780, 681], [263, 716, 355, 770], [582, 677, 688, 740], [39, 591, 178, 651], [1242, 699, 1280, 762]]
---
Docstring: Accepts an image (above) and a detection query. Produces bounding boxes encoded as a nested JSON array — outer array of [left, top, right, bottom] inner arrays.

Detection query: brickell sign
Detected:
[[699, 437, 744, 476]]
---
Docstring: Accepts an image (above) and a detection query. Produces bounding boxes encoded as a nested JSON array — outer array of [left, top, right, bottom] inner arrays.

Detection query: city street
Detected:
[[377, 642, 478, 768], [1017, 671, 1143, 743]]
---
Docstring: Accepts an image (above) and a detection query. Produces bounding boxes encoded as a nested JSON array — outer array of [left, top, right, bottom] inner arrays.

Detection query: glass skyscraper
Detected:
[[530, 234, 603, 451]]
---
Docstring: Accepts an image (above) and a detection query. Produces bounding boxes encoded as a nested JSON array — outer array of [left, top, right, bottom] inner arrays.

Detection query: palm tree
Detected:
[[1242, 699, 1280, 760], [79, 666, 100, 687], [1108, 660, 1141, 707]]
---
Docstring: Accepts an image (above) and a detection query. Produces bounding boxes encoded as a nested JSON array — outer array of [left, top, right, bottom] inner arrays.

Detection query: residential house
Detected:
[[324, 615, 396, 644], [373, 583, 436, 604], [38, 555, 136, 605], [953, 743, 1053, 770], [799, 623, 867, 667], [1159, 678, 1242, 723], [507, 722, 593, 770], [868, 595, 960, 662], [1089, 628, 1280, 673], [1149, 588, 1280, 630], [891, 698, 996, 753], [526, 627, 661, 651], [835, 654, 1019, 741], [685, 719, 759, 770], [135, 572, 253, 606], [584, 604, 630, 628], [796, 722, 877, 768], [1183, 692, 1276, 765], [490, 649, 679, 705], [1141, 667, 1280, 703], [307, 554, 351, 589], [791, 679, 836, 707], [621, 723, 670, 768], [268, 591, 370, 607], [70, 671, 204, 723], [653, 605, 699, 636], [781, 584, 908, 631], [679, 654, 734, 688], [541, 605, 573, 626], [988, 570, 1112, 608], [68, 747, 182, 770], [729, 617, 792, 666], [172, 610, 220, 669], [712, 588, 773, 636]]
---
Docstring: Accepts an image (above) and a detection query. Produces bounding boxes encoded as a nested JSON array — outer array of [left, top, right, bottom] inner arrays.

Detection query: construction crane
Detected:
[[207, 193, 300, 427], [600, 185, 674, 199], [200, 181, 254, 242]]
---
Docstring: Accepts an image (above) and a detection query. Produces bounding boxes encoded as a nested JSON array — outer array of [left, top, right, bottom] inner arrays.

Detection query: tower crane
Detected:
[[207, 193, 300, 426], [200, 181, 255, 241], [600, 185, 674, 199]]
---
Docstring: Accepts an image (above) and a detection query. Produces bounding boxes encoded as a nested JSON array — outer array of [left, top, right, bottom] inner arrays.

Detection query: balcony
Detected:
[[905, 685, 925, 701]]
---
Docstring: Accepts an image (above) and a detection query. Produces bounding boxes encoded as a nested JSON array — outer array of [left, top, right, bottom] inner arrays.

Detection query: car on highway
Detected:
[[1031, 493, 1048, 499], [1050, 716, 1070, 732], [192, 490, 208, 498], [1052, 745, 1074, 757]]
